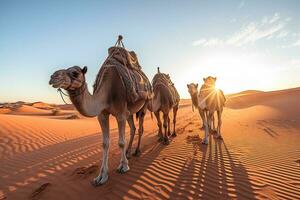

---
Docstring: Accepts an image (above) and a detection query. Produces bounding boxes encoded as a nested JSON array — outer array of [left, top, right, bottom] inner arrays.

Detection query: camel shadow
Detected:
[[166, 134, 255, 199]]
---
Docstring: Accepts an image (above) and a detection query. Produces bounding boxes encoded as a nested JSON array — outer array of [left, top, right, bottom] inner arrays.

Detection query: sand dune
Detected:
[[0, 88, 299, 199], [31, 102, 54, 110]]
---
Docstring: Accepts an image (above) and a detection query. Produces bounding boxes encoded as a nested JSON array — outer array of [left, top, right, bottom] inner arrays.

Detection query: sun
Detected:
[[182, 48, 278, 95]]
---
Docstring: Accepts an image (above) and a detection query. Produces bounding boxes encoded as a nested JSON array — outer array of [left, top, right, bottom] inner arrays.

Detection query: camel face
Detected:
[[49, 66, 87, 90], [203, 76, 217, 86], [187, 83, 198, 96]]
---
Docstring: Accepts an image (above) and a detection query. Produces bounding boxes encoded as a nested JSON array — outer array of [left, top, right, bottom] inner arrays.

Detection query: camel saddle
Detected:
[[152, 72, 180, 107], [94, 47, 152, 103]]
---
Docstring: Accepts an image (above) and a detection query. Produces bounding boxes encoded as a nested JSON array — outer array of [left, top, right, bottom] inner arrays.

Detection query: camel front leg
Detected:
[[93, 113, 110, 186], [126, 115, 136, 158], [216, 110, 223, 139], [116, 115, 130, 173], [163, 113, 169, 144], [172, 105, 178, 136], [154, 111, 163, 140], [198, 109, 209, 145], [134, 111, 145, 157]]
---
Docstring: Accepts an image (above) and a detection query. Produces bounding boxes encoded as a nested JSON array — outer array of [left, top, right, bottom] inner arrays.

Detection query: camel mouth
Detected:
[[49, 78, 64, 88]]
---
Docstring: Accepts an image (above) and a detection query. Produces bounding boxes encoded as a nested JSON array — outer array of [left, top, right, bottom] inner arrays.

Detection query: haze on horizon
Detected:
[[1, 0, 300, 104]]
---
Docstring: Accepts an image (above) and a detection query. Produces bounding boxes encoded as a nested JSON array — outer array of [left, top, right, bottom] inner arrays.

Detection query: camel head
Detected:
[[203, 76, 217, 87], [49, 66, 88, 90], [187, 83, 198, 95]]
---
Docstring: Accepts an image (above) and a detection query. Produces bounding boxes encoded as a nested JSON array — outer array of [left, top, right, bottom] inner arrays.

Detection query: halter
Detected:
[[57, 83, 87, 104]]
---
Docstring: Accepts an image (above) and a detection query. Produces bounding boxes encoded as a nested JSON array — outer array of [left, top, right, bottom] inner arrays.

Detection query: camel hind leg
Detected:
[[154, 111, 163, 140], [216, 109, 223, 139], [212, 112, 216, 132], [163, 112, 170, 145], [116, 114, 130, 173], [126, 115, 136, 158], [172, 105, 178, 137], [167, 116, 171, 136], [133, 110, 146, 157]]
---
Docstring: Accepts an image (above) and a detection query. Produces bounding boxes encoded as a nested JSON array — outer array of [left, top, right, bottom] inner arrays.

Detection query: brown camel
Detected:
[[187, 76, 226, 144], [149, 68, 180, 144], [49, 38, 151, 186]]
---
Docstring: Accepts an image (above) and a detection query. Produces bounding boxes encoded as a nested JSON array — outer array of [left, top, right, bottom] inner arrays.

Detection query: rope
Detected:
[[115, 35, 125, 48], [57, 88, 69, 104]]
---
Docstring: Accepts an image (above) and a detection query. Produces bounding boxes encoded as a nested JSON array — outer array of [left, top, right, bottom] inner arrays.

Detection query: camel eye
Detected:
[[71, 71, 79, 78]]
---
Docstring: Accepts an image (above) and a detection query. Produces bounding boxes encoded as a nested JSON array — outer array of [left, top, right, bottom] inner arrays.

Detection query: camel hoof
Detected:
[[126, 153, 132, 159], [126, 150, 132, 159], [200, 126, 205, 130], [158, 136, 164, 142], [172, 132, 177, 137], [91, 175, 108, 186], [133, 149, 141, 157], [163, 138, 170, 145], [117, 165, 130, 174], [201, 140, 208, 145], [214, 134, 223, 140]]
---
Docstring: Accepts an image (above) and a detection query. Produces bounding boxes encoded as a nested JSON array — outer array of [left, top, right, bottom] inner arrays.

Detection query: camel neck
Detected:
[[191, 92, 199, 108], [68, 83, 103, 117]]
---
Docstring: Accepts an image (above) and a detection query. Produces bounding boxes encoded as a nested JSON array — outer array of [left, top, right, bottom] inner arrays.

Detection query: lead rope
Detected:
[[57, 88, 69, 104]]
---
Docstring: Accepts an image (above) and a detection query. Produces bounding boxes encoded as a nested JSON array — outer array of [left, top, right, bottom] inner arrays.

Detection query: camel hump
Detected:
[[152, 71, 180, 106], [107, 47, 141, 71]]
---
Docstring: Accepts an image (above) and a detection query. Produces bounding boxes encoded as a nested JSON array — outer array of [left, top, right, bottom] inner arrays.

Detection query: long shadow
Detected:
[[0, 113, 195, 199], [96, 115, 196, 199], [0, 132, 104, 199], [166, 133, 255, 199]]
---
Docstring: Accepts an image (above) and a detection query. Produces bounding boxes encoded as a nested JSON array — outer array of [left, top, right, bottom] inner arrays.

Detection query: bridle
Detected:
[[57, 81, 87, 104]]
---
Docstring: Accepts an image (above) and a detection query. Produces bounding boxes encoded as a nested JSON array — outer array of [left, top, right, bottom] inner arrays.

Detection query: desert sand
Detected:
[[0, 88, 300, 200]]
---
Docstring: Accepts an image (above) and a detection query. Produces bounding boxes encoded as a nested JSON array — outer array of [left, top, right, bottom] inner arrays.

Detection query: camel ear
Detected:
[[82, 66, 88, 74], [196, 83, 198, 88], [187, 84, 190, 88], [203, 78, 206, 82], [214, 77, 217, 81]]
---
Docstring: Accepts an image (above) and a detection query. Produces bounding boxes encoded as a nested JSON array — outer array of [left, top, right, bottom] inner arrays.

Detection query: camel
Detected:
[[187, 76, 226, 144], [149, 68, 180, 144], [49, 38, 151, 186]]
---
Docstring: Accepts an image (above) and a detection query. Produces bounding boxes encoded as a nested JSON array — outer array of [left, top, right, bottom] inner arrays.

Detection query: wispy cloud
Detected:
[[193, 13, 290, 47], [291, 39, 300, 47], [192, 38, 224, 47], [277, 30, 289, 38], [262, 13, 281, 24]]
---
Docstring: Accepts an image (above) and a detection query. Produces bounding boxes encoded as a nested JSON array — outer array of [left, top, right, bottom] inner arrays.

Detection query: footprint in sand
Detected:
[[31, 182, 51, 199], [72, 165, 98, 177]]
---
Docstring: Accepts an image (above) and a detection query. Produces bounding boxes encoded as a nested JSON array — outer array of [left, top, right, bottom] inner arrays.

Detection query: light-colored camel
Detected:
[[49, 65, 149, 186], [187, 76, 226, 144], [149, 68, 180, 144]]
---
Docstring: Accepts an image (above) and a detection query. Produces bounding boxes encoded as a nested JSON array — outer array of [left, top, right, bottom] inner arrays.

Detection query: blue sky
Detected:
[[1, 0, 300, 103]]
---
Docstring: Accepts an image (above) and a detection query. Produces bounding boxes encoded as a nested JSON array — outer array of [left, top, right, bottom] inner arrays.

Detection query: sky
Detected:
[[1, 0, 300, 103]]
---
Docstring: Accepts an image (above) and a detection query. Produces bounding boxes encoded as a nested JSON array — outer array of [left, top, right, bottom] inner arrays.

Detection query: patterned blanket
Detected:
[[152, 72, 180, 107], [93, 47, 152, 103]]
